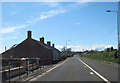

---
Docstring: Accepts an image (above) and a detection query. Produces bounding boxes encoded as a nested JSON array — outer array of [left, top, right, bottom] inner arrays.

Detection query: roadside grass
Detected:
[[82, 51, 120, 64]]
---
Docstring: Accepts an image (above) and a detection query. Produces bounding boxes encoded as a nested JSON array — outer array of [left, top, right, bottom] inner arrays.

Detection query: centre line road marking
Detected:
[[78, 58, 111, 83], [29, 58, 70, 81]]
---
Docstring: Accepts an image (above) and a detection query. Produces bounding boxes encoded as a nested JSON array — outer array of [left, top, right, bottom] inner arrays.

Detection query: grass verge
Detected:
[[82, 51, 120, 64]]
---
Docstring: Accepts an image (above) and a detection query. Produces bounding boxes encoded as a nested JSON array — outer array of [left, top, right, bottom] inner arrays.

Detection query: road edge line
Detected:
[[78, 58, 111, 83], [29, 58, 69, 81]]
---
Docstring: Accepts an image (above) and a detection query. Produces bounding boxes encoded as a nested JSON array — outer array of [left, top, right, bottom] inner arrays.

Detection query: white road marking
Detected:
[[90, 72, 94, 75], [30, 58, 69, 81], [78, 58, 111, 83]]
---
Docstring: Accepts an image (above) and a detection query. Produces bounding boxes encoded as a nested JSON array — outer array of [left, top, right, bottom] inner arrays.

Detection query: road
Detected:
[[28, 55, 118, 82]]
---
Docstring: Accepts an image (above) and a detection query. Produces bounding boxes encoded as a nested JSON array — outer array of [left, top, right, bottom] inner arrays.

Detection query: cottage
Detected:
[[46, 41, 61, 62], [1, 30, 60, 66], [39, 37, 61, 62]]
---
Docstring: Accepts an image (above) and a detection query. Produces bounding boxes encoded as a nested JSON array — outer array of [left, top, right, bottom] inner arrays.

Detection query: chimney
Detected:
[[47, 41, 51, 46], [52, 43, 54, 48], [40, 37, 44, 43], [27, 30, 32, 39]]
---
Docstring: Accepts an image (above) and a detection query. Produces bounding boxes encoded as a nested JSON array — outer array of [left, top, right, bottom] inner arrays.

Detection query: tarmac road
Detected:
[[28, 55, 118, 82]]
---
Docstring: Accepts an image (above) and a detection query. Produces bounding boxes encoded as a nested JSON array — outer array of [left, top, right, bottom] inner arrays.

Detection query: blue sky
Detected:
[[0, 2, 119, 52]]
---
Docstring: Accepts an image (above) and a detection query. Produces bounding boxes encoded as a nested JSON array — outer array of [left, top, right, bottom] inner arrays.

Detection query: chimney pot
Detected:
[[52, 43, 54, 48], [27, 30, 32, 39], [47, 41, 51, 46], [40, 37, 44, 43]]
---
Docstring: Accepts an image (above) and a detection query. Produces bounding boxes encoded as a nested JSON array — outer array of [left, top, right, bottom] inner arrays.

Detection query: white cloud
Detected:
[[55, 44, 117, 51], [2, 2, 80, 35], [40, 15, 48, 20], [9, 10, 20, 16], [91, 44, 117, 50], [76, 22, 80, 24], [27, 10, 66, 24], [55, 45, 64, 49], [43, 2, 60, 8], [27, 2, 85, 24], [1, 25, 28, 34], [2, 36, 17, 40], [55, 45, 88, 51]]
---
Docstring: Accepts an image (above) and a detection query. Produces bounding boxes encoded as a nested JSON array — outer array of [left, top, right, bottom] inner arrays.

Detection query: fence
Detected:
[[1, 58, 41, 83], [1, 55, 65, 82]]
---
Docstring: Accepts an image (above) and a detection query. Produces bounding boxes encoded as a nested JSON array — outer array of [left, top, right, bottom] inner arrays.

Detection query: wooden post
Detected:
[[32, 60, 34, 73], [26, 61, 28, 76], [8, 61, 10, 83], [37, 62, 38, 71], [19, 62, 20, 79]]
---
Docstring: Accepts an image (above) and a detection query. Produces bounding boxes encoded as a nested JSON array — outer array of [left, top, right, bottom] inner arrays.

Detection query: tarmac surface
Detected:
[[26, 55, 118, 82]]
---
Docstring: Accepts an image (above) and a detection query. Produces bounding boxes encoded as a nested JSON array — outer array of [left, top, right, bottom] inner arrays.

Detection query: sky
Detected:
[[0, 1, 119, 53]]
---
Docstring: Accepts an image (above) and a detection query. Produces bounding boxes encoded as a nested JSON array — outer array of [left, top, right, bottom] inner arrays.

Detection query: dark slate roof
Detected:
[[1, 44, 19, 54], [1, 38, 60, 54], [31, 38, 60, 52], [45, 44, 60, 53], [32, 39, 60, 52], [31, 39, 50, 49], [7, 44, 18, 51]]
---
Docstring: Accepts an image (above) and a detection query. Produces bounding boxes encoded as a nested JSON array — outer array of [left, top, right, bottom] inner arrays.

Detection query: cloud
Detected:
[[91, 44, 117, 51], [1, 25, 28, 34], [76, 22, 80, 24], [2, 36, 17, 40], [55, 44, 117, 51], [55, 45, 64, 49], [55, 45, 88, 51], [43, 2, 60, 8], [2, 2, 82, 35], [9, 10, 20, 16], [27, 2, 85, 24], [27, 10, 66, 24]]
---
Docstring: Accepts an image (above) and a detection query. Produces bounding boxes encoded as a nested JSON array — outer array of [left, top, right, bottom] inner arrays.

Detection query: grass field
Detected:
[[82, 51, 120, 64]]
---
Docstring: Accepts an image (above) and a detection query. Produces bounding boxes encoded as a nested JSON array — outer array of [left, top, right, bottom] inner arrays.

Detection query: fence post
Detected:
[[37, 62, 38, 71], [19, 61, 20, 79], [37, 58, 39, 71], [8, 61, 10, 83], [32, 60, 34, 73], [26, 60, 28, 76]]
